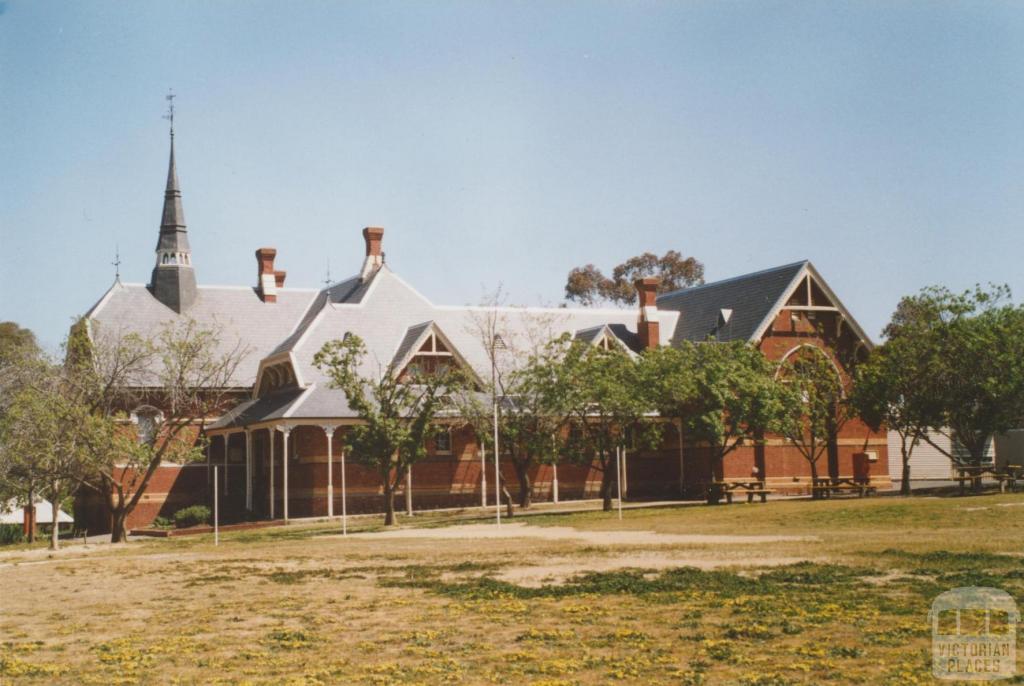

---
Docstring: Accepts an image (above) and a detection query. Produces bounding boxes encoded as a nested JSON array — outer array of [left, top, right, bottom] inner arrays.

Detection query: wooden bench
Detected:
[[811, 478, 877, 498], [956, 466, 1023, 494], [709, 481, 775, 504]]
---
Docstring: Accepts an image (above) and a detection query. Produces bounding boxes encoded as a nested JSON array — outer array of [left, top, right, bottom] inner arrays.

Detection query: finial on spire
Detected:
[[163, 89, 176, 137], [323, 259, 332, 287], [112, 245, 122, 282]]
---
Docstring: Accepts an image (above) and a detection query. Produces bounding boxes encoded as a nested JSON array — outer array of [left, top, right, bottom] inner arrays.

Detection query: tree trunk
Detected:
[[809, 459, 820, 499], [26, 487, 35, 543], [514, 461, 532, 509], [900, 439, 912, 496], [501, 482, 514, 518], [383, 482, 396, 526], [49, 494, 60, 551], [599, 456, 613, 511], [110, 508, 128, 543]]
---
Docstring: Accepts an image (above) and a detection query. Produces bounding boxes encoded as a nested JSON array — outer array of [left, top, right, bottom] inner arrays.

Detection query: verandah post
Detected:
[[269, 427, 275, 519], [323, 426, 335, 518], [280, 426, 291, 522]]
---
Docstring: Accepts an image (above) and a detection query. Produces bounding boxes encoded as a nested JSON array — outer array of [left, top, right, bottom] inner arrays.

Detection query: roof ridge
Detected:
[[657, 260, 809, 301]]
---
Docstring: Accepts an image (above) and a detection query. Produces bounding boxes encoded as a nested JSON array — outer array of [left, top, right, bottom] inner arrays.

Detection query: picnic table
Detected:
[[709, 480, 774, 504], [811, 477, 877, 498], [955, 465, 1022, 494]]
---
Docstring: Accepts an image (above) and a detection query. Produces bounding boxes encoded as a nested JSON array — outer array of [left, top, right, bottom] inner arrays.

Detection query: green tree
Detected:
[[565, 251, 704, 306], [776, 348, 851, 496], [71, 318, 248, 542], [0, 321, 40, 367], [646, 341, 783, 501], [455, 300, 568, 510], [885, 285, 1024, 478], [314, 334, 466, 525], [1, 367, 112, 549], [851, 334, 942, 496], [536, 336, 654, 511]]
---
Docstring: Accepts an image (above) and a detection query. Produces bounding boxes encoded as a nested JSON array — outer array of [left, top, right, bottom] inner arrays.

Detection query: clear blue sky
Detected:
[[2, 1, 1022, 352]]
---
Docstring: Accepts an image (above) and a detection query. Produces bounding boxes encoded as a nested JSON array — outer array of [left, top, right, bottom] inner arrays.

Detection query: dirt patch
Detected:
[[347, 522, 816, 546], [492, 551, 813, 587]]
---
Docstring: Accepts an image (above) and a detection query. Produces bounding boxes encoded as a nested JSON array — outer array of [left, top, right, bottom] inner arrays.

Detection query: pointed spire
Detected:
[[160, 132, 186, 230], [151, 92, 197, 313]]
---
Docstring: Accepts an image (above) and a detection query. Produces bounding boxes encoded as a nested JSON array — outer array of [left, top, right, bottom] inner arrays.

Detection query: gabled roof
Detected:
[[85, 281, 319, 386], [574, 324, 640, 355], [657, 261, 807, 344], [656, 260, 872, 348]]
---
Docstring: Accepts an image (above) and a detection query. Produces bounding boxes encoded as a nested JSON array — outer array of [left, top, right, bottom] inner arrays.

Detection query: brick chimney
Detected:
[[361, 227, 384, 280], [255, 247, 279, 303], [635, 277, 660, 350]]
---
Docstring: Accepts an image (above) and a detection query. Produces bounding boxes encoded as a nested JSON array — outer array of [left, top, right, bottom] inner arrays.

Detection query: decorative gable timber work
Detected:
[[391, 322, 483, 387], [656, 260, 871, 353], [573, 324, 639, 356], [749, 262, 871, 349]]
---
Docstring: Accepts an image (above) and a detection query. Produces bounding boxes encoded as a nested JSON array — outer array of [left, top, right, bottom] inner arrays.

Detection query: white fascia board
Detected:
[[290, 302, 330, 353], [748, 263, 811, 343], [747, 262, 874, 349], [83, 279, 123, 320], [803, 262, 874, 348], [434, 303, 634, 316], [282, 383, 315, 419]]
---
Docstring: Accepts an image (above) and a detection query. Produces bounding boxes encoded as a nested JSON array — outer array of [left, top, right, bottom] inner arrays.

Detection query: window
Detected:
[[434, 428, 452, 454], [132, 406, 163, 446]]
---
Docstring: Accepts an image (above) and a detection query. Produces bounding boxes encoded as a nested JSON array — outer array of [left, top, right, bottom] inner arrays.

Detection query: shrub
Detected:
[[174, 505, 211, 529], [0, 524, 25, 545], [151, 516, 173, 529]]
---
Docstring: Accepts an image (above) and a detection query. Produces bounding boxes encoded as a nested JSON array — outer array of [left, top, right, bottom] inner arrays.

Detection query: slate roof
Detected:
[[656, 261, 807, 344], [87, 256, 869, 430], [85, 282, 319, 386]]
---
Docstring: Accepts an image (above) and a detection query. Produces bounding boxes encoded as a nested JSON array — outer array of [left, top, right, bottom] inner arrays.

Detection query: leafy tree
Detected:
[[646, 341, 783, 500], [851, 333, 942, 496], [0, 321, 40, 366], [775, 347, 851, 496], [1, 366, 110, 549], [314, 334, 466, 525], [884, 285, 1024, 478], [71, 319, 248, 542], [536, 336, 654, 511], [565, 251, 704, 306], [455, 297, 568, 510]]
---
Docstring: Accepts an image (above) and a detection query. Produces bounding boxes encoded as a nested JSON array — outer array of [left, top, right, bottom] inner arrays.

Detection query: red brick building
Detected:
[[76, 133, 888, 533]]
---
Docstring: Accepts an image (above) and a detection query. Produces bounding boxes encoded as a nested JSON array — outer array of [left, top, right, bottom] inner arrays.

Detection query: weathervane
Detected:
[[323, 260, 333, 287], [112, 245, 122, 282], [163, 89, 176, 136]]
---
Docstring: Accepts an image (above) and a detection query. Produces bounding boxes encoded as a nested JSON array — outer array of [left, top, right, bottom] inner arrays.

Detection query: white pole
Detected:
[[213, 466, 219, 546], [281, 427, 290, 522], [245, 430, 253, 511], [616, 446, 623, 521], [552, 462, 559, 504], [340, 445, 348, 536], [480, 444, 487, 508], [269, 428, 275, 520], [406, 466, 413, 516], [493, 360, 501, 526], [622, 447, 628, 498], [494, 412, 501, 526], [324, 427, 334, 519]]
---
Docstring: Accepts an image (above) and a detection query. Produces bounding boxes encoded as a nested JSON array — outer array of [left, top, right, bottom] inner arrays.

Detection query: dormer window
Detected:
[[399, 332, 454, 381]]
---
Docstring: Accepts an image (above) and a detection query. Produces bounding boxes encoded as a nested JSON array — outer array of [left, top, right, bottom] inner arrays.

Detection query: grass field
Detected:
[[1, 493, 1022, 685]]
